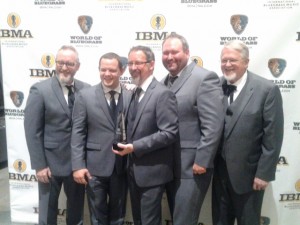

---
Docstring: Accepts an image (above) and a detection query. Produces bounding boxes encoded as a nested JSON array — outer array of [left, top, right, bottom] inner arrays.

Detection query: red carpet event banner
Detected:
[[1, 0, 300, 224]]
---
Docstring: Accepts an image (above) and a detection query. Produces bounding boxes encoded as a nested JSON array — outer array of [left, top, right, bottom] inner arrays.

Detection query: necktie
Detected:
[[222, 83, 236, 104], [169, 75, 178, 87], [109, 90, 117, 124], [66, 85, 75, 114], [130, 87, 142, 121]]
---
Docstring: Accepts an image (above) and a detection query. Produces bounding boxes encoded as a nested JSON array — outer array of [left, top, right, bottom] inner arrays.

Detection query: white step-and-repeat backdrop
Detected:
[[1, 0, 300, 224]]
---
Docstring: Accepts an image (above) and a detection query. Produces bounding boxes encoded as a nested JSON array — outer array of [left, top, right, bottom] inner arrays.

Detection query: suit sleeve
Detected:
[[133, 90, 179, 157], [195, 72, 224, 168], [71, 92, 88, 171], [256, 85, 284, 181], [24, 85, 47, 171]]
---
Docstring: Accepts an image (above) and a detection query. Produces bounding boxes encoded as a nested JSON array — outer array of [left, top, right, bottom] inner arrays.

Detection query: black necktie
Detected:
[[130, 87, 142, 120], [169, 75, 178, 87], [66, 85, 75, 114], [222, 83, 236, 104], [109, 90, 117, 124]]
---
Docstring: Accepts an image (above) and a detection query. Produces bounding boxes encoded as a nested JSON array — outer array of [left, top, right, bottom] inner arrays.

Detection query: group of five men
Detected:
[[24, 33, 284, 225]]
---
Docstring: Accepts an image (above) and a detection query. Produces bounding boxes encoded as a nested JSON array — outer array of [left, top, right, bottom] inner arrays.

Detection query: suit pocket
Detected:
[[86, 142, 101, 151], [44, 141, 59, 149]]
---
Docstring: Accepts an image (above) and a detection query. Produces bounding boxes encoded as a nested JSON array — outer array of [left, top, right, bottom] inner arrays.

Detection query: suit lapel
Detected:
[[169, 61, 196, 93], [225, 73, 254, 139], [95, 84, 115, 127], [52, 76, 70, 118]]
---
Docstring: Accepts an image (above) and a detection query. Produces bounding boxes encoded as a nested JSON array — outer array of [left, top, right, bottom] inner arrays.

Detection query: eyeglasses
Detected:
[[221, 59, 239, 65], [127, 61, 149, 67], [56, 61, 77, 68]]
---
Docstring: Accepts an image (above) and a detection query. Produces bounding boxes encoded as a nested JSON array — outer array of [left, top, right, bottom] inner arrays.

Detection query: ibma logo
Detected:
[[0, 12, 33, 38], [9, 159, 37, 182], [279, 179, 300, 202], [135, 14, 172, 41], [30, 53, 56, 78]]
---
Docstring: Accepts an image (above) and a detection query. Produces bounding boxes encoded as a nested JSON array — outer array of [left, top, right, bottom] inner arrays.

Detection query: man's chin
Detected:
[[224, 74, 236, 82], [58, 75, 74, 85]]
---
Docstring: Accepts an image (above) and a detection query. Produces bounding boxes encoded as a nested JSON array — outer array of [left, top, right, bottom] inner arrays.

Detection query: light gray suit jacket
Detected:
[[220, 71, 284, 194], [128, 78, 179, 187], [71, 84, 131, 176], [24, 76, 90, 176], [162, 61, 224, 178]]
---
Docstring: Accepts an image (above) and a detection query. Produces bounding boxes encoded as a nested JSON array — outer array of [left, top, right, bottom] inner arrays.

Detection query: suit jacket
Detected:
[[220, 71, 284, 194], [127, 78, 179, 187], [24, 76, 90, 176], [162, 61, 224, 178], [71, 84, 131, 177]]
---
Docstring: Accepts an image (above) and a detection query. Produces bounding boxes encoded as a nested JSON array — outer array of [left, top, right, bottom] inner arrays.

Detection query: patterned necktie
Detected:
[[109, 90, 117, 124], [65, 85, 75, 114]]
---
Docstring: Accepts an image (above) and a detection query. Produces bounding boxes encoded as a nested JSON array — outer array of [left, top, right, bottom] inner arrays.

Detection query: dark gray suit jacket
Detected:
[[128, 78, 179, 187], [162, 62, 224, 178], [71, 84, 131, 176], [221, 71, 284, 194], [24, 76, 90, 176]]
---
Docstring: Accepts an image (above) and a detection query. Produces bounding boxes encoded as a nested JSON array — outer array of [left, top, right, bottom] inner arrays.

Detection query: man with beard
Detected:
[[24, 45, 90, 225], [212, 40, 284, 225], [161, 33, 224, 225], [113, 45, 179, 225]]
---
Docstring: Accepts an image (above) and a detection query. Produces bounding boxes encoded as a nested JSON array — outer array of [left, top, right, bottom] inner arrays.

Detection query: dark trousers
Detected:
[[128, 166, 165, 225], [38, 174, 85, 225], [166, 169, 213, 225], [86, 169, 127, 225], [212, 158, 264, 225]]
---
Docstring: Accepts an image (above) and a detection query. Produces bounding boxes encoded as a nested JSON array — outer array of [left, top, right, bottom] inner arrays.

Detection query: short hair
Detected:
[[99, 52, 123, 71], [128, 45, 155, 62], [57, 45, 80, 63], [222, 40, 249, 61], [162, 32, 189, 52]]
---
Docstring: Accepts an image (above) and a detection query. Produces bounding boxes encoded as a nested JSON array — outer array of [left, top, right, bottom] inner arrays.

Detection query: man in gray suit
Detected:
[[212, 40, 284, 225], [161, 33, 224, 225], [113, 46, 179, 225], [24, 45, 90, 225], [71, 52, 130, 225]]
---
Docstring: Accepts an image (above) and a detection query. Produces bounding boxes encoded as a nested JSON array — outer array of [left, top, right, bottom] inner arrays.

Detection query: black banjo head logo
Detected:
[[150, 14, 166, 30], [10, 91, 24, 107], [13, 159, 27, 173], [268, 58, 287, 78], [230, 14, 248, 35], [78, 15, 93, 34], [7, 12, 21, 28], [191, 56, 203, 67], [41, 53, 55, 68]]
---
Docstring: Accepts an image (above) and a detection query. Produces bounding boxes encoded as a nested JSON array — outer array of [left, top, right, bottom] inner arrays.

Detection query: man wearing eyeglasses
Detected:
[[212, 40, 284, 225], [113, 45, 179, 225], [24, 45, 90, 225]]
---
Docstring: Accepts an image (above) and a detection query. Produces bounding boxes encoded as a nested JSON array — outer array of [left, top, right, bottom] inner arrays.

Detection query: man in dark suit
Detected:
[[113, 45, 179, 225], [24, 45, 90, 225], [71, 52, 130, 225], [212, 40, 284, 225], [161, 33, 224, 225]]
